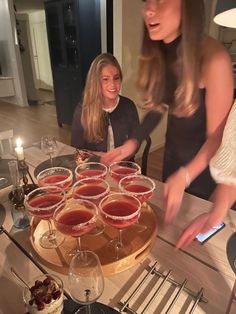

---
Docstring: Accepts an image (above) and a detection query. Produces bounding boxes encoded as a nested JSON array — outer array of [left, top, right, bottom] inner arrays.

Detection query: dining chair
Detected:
[[0, 129, 14, 156], [141, 136, 152, 176]]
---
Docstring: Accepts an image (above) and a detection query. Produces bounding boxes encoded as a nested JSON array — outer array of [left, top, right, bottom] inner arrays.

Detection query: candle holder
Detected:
[[7, 160, 32, 229], [11, 186, 31, 229], [17, 159, 38, 195]]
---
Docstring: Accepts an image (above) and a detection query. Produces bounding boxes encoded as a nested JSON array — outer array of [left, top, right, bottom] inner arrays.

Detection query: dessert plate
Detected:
[[34, 154, 76, 177], [63, 300, 120, 313]]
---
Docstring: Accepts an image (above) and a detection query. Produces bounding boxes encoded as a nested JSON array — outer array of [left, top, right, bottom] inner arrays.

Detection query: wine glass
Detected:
[[0, 177, 8, 187], [119, 174, 156, 232], [41, 135, 58, 167], [72, 178, 110, 235], [37, 167, 73, 191], [68, 251, 105, 314], [99, 193, 141, 260], [53, 198, 98, 255], [75, 162, 107, 181], [24, 186, 66, 249], [109, 161, 141, 183]]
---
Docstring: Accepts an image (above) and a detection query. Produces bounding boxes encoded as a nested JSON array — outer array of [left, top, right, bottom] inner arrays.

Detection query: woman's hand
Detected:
[[175, 213, 210, 249], [175, 183, 234, 249], [164, 168, 187, 224], [101, 139, 138, 165]]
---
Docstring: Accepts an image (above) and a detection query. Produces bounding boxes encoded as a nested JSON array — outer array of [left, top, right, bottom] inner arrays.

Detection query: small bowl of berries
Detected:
[[74, 149, 92, 165], [23, 274, 63, 314]]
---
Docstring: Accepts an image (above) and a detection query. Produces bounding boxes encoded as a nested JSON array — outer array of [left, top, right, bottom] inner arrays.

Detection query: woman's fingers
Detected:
[[101, 148, 122, 165], [175, 213, 210, 249]]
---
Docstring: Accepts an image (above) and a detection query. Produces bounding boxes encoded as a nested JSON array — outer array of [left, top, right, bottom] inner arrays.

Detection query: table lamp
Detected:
[[214, 0, 236, 28]]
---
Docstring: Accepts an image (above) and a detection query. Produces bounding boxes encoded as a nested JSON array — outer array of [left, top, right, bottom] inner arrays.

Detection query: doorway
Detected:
[[14, 0, 55, 106]]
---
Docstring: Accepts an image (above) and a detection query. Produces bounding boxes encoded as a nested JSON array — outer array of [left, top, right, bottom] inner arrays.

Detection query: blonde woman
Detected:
[[102, 0, 233, 222], [71, 53, 139, 160]]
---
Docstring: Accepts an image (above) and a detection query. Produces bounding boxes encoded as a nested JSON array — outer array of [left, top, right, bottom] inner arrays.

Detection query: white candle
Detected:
[[15, 138, 24, 160]]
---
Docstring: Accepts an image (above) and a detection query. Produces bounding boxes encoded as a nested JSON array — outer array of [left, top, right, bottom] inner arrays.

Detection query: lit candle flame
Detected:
[[16, 138, 22, 147]]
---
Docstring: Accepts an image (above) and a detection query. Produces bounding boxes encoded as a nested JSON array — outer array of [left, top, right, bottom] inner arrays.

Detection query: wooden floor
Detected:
[[0, 100, 164, 181]]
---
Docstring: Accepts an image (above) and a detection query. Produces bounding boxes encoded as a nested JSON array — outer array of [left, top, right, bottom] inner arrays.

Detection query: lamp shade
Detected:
[[214, 0, 236, 28]]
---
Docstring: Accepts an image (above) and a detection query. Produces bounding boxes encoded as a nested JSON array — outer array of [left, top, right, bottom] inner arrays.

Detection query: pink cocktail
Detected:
[[99, 193, 141, 259], [75, 162, 107, 181], [119, 175, 155, 204], [24, 186, 66, 249], [37, 167, 73, 191], [72, 178, 110, 205], [53, 199, 98, 254], [109, 161, 141, 182], [72, 178, 110, 235]]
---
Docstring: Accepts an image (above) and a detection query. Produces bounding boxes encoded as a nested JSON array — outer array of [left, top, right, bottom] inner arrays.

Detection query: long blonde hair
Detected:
[[81, 53, 122, 143], [137, 0, 205, 116]]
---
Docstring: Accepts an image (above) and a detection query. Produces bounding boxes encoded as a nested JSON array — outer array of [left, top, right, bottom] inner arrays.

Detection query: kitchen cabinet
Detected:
[[44, 0, 101, 126]]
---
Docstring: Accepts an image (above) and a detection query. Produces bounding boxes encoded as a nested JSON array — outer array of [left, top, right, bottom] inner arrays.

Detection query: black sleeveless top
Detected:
[[162, 36, 215, 199], [134, 36, 215, 200]]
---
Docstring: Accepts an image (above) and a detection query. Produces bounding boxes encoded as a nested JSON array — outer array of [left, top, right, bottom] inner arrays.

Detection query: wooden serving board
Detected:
[[30, 203, 158, 276]]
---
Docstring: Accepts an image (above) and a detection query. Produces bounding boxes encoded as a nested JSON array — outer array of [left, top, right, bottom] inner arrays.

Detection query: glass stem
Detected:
[[86, 304, 91, 314], [85, 289, 91, 314], [76, 237, 81, 251], [118, 229, 123, 247], [47, 219, 56, 241], [49, 153, 53, 167]]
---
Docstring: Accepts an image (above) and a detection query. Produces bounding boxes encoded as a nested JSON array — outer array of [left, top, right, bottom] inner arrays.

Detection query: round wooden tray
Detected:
[[30, 203, 158, 276]]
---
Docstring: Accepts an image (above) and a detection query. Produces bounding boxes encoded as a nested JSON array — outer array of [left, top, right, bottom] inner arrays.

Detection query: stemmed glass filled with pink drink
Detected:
[[99, 193, 141, 260], [53, 199, 98, 255], [37, 167, 73, 191], [109, 161, 141, 183], [119, 175, 155, 204], [72, 178, 110, 206], [24, 186, 66, 249], [119, 175, 155, 232], [72, 178, 110, 235], [75, 162, 107, 181]]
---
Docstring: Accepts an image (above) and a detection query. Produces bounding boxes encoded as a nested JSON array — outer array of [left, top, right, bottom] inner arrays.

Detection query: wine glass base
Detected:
[[107, 238, 132, 260], [134, 221, 147, 233], [39, 229, 64, 249], [64, 300, 119, 314], [68, 246, 90, 256], [75, 304, 105, 314], [0, 177, 8, 187]]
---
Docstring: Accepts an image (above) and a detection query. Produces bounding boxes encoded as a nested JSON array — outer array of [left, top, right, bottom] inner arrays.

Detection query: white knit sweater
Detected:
[[210, 100, 236, 186]]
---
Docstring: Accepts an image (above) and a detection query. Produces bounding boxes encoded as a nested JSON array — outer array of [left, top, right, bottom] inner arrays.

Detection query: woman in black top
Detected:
[[102, 1, 234, 223], [71, 53, 139, 159]]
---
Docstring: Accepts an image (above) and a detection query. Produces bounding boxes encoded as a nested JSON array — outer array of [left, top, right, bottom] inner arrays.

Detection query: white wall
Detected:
[[17, 13, 38, 101], [28, 10, 53, 90], [0, 0, 28, 106], [113, 0, 167, 154]]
